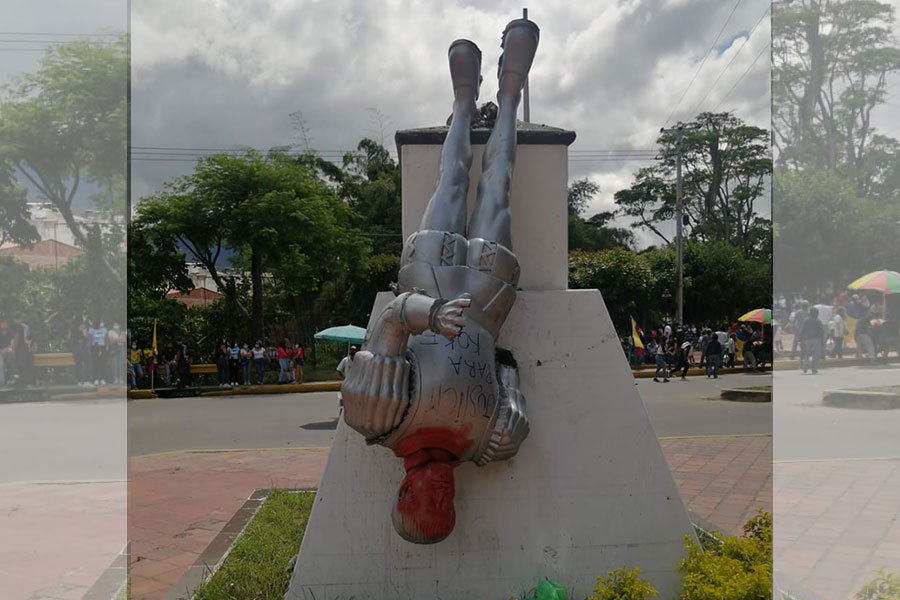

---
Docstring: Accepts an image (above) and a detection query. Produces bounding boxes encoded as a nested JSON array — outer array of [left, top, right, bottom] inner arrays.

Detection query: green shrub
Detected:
[[588, 567, 659, 600], [678, 511, 772, 600], [857, 569, 900, 600]]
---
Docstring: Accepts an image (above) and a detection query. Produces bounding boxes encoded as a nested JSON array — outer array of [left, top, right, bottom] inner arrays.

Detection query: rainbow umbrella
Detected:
[[847, 270, 900, 318], [847, 270, 900, 294], [737, 308, 772, 324]]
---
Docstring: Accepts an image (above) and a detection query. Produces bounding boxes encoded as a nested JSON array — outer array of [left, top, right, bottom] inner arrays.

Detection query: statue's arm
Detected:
[[342, 291, 470, 441]]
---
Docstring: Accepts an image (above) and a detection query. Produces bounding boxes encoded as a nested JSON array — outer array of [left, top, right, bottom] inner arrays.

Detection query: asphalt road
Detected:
[[127, 370, 774, 456], [774, 364, 900, 461], [0, 398, 127, 483]]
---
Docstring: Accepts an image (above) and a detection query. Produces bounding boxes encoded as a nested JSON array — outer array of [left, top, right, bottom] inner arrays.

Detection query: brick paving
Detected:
[[0, 480, 125, 600], [775, 458, 900, 600], [659, 435, 773, 536], [128, 448, 329, 600], [127, 436, 773, 599]]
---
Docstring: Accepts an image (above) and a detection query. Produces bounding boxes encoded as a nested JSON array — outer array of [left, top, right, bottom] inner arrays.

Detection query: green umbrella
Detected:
[[313, 324, 366, 345]]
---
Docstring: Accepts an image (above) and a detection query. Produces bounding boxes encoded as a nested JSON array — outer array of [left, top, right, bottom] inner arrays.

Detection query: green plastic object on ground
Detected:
[[535, 579, 567, 600]]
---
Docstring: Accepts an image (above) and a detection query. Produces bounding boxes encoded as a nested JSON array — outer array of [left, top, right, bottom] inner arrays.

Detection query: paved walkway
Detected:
[[127, 435, 773, 600], [775, 458, 900, 600], [0, 480, 125, 600]]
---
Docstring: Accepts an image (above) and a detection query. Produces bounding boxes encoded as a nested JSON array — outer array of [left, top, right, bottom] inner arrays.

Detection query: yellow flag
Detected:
[[152, 319, 158, 362], [631, 316, 644, 356]]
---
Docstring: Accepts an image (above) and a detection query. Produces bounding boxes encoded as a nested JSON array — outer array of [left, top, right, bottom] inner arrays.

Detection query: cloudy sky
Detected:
[[39, 0, 900, 248], [124, 0, 772, 247]]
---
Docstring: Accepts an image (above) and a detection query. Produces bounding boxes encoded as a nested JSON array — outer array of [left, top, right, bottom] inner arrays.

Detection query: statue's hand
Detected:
[[432, 294, 471, 339]]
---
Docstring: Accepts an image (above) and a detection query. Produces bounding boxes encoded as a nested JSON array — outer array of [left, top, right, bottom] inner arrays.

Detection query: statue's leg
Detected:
[[467, 19, 539, 248], [418, 40, 482, 233]]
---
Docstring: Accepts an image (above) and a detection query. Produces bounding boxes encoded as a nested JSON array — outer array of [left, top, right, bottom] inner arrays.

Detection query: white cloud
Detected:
[[130, 0, 773, 248]]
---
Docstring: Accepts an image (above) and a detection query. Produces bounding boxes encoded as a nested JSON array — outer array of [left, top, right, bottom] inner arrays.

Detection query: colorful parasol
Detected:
[[737, 308, 772, 324], [847, 270, 900, 295]]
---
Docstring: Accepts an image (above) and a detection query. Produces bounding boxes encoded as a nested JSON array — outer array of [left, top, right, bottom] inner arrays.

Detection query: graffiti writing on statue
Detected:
[[340, 17, 539, 544]]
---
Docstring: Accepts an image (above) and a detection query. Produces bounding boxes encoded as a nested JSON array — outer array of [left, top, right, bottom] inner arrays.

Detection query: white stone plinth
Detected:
[[399, 140, 568, 291], [286, 290, 693, 600]]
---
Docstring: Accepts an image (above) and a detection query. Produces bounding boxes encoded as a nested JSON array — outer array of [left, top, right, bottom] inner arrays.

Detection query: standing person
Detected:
[[705, 332, 723, 379], [227, 341, 241, 386], [293, 343, 305, 384], [698, 329, 710, 368], [252, 341, 267, 384], [163, 341, 177, 386], [176, 339, 192, 387], [678, 338, 693, 380], [799, 306, 826, 374], [336, 346, 357, 380], [831, 307, 847, 359], [215, 341, 229, 386], [89, 320, 108, 385], [129, 342, 144, 389], [239, 343, 252, 385], [0, 318, 13, 385], [855, 310, 876, 361], [69, 320, 92, 387], [108, 323, 126, 385], [277, 338, 293, 383], [725, 333, 737, 368], [652, 338, 669, 383]]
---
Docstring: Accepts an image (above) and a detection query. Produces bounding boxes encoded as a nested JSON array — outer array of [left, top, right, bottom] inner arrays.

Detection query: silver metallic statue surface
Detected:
[[341, 18, 539, 545]]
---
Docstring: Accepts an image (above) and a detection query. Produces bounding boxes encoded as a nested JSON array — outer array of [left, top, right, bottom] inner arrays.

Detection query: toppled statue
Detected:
[[341, 18, 539, 544]]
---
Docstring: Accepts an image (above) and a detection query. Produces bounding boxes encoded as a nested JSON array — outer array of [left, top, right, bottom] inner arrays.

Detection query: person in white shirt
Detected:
[[336, 346, 357, 379], [831, 308, 847, 358]]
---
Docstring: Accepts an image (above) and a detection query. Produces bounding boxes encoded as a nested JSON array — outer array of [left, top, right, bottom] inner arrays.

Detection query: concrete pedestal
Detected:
[[286, 290, 693, 600]]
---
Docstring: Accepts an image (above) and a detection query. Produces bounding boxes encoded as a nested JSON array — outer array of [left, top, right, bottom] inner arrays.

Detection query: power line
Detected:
[[711, 41, 771, 112], [686, 3, 771, 118], [664, 0, 745, 127]]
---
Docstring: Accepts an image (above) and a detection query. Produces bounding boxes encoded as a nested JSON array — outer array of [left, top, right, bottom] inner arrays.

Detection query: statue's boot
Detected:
[[448, 39, 482, 103], [497, 18, 540, 99]]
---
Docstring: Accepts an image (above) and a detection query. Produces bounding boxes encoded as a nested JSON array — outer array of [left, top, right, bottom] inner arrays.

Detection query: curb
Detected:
[[822, 389, 900, 410], [127, 381, 341, 400], [720, 388, 771, 402], [632, 366, 766, 378]]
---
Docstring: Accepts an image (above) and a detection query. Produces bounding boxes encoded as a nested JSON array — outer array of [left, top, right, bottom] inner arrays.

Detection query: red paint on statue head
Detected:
[[390, 426, 473, 544], [393, 425, 474, 462]]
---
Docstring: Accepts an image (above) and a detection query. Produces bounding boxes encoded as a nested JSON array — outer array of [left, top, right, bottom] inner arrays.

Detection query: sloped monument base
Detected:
[[286, 289, 693, 600]]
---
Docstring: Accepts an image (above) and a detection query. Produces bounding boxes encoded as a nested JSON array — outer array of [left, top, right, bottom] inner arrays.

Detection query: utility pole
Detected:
[[659, 123, 699, 326]]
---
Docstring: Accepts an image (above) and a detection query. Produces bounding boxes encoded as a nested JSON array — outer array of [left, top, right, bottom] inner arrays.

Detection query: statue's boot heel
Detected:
[[448, 39, 482, 102], [497, 19, 540, 98]]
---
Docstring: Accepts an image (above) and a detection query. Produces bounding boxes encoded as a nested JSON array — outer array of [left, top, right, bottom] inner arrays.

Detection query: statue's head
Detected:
[[391, 461, 456, 544]]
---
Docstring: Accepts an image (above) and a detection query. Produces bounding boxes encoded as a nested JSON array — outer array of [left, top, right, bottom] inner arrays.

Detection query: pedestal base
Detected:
[[286, 290, 693, 600]]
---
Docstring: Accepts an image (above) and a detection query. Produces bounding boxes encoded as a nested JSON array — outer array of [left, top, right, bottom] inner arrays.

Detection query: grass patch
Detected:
[[193, 490, 314, 600]]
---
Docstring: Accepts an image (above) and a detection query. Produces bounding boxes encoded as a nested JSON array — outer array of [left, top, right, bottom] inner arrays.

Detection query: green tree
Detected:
[[567, 178, 636, 251], [614, 112, 772, 259], [0, 161, 38, 247], [773, 0, 900, 190], [568, 248, 656, 331], [134, 149, 369, 341], [0, 36, 127, 275]]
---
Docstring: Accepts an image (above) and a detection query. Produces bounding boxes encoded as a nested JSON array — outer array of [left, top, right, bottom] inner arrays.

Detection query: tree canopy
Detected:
[[614, 112, 772, 260]]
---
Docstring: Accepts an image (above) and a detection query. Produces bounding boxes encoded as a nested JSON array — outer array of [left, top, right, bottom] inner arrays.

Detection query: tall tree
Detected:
[[773, 0, 900, 190], [614, 112, 772, 258], [134, 150, 369, 340], [567, 178, 636, 251], [0, 160, 38, 247], [0, 36, 127, 275]]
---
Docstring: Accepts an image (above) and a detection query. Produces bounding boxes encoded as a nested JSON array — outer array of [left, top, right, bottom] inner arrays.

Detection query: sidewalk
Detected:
[[775, 458, 900, 600], [0, 480, 126, 600], [128, 435, 773, 600]]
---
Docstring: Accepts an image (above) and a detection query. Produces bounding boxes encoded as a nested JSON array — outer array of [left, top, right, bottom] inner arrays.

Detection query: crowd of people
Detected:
[[778, 293, 899, 373], [621, 320, 772, 382], [127, 337, 305, 389]]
